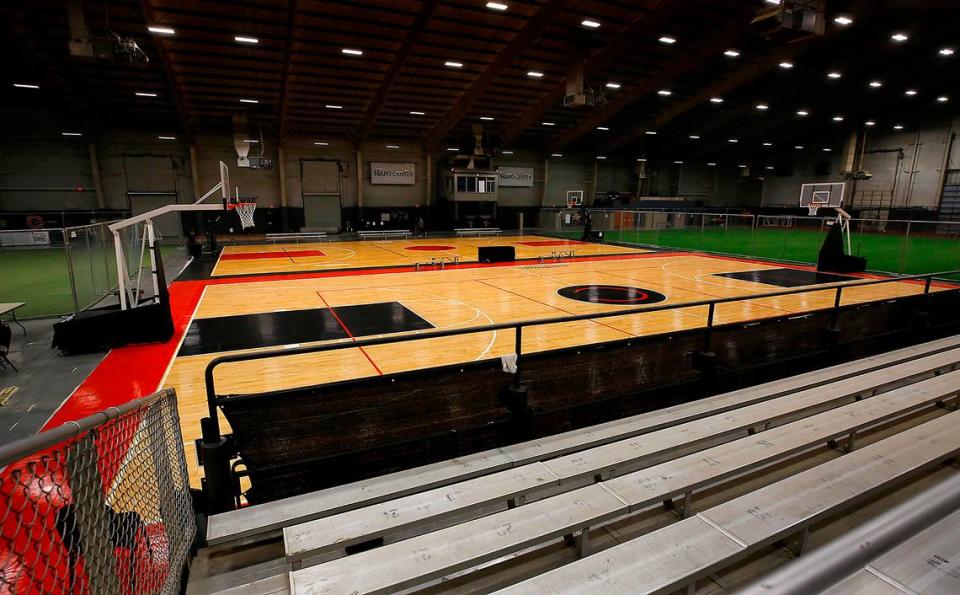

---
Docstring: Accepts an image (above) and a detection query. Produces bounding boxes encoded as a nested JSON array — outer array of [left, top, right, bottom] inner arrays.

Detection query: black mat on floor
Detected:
[[178, 302, 434, 356], [715, 268, 859, 288]]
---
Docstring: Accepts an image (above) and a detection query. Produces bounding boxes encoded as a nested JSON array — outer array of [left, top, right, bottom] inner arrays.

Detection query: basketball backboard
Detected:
[[566, 190, 584, 208], [799, 182, 845, 215]]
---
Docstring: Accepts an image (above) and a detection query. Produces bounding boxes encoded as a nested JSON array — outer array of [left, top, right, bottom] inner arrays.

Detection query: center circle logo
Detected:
[[557, 285, 667, 305], [404, 245, 456, 251]]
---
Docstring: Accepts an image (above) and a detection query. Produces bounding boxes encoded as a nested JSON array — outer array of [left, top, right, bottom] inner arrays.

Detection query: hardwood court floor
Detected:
[[211, 235, 644, 276], [161, 248, 945, 486]]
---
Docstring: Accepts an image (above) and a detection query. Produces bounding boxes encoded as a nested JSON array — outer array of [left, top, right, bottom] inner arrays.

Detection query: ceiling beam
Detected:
[[357, 0, 442, 143], [278, 0, 299, 138], [552, 8, 757, 151], [424, 0, 577, 150], [497, 0, 669, 149], [140, 0, 193, 135]]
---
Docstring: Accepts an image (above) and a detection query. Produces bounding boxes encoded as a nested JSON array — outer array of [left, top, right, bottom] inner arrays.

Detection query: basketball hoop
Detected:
[[229, 201, 257, 229]]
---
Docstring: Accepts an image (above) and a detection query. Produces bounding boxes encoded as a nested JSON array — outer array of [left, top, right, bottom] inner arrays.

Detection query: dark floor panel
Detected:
[[178, 302, 434, 357], [715, 268, 860, 288]]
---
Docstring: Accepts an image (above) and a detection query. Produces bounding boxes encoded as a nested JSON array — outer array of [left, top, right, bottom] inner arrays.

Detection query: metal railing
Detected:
[[0, 388, 195, 594]]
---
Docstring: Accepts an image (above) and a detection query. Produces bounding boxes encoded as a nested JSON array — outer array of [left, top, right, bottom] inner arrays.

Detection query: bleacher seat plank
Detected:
[[499, 412, 960, 594], [288, 485, 628, 594], [206, 336, 960, 546], [824, 508, 960, 594], [822, 570, 903, 594], [283, 373, 959, 593], [284, 462, 559, 562], [283, 367, 960, 567]]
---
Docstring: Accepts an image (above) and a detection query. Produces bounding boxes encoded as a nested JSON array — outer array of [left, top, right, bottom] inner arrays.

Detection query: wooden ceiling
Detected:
[[2, 0, 957, 160]]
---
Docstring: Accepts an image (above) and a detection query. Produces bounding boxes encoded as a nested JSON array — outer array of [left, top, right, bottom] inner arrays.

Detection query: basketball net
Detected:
[[233, 202, 257, 229]]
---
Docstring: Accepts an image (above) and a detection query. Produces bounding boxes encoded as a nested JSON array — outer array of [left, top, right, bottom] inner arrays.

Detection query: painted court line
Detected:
[[315, 291, 385, 376]]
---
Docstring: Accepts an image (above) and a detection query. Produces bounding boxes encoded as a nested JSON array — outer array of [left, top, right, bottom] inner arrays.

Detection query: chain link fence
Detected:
[[0, 388, 195, 594]]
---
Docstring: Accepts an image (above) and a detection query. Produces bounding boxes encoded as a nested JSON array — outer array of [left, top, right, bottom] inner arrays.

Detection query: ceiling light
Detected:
[[243, 139, 259, 143], [709, 97, 724, 103], [937, 95, 950, 102], [738, 164, 747, 168], [689, 135, 700, 139], [891, 32, 909, 42], [940, 48, 955, 56], [795, 145, 804, 149], [657, 89, 672, 96], [869, 80, 883, 88], [893, 124, 904, 130], [756, 103, 769, 110], [147, 26, 175, 35], [13, 83, 39, 89], [827, 71, 842, 79], [707, 162, 717, 166], [239, 98, 259, 104], [597, 126, 609, 131], [445, 61, 464, 68], [779, 61, 794, 69], [636, 158, 647, 162], [645, 131, 657, 135], [728, 138, 738, 143], [833, 115, 845, 121], [865, 120, 876, 126], [234, 36, 259, 44], [527, 71, 544, 78], [502, 151, 514, 155], [341, 48, 363, 56], [597, 156, 607, 160], [762, 142, 773, 146], [325, 104, 343, 109], [447, 147, 460, 152], [658, 36, 676, 45], [409, 111, 425, 115], [796, 110, 809, 116], [766, 166, 775, 170], [314, 141, 329, 146], [833, 15, 853, 26], [605, 82, 621, 89], [581, 19, 601, 28], [674, 160, 684, 164], [823, 148, 832, 152], [904, 89, 918, 96], [61, 132, 82, 136], [158, 135, 177, 140], [135, 92, 158, 97], [480, 116, 494, 121], [386, 144, 400, 149], [551, 153, 563, 157], [542, 121, 555, 126], [486, 2, 508, 10], [724, 49, 740, 58]]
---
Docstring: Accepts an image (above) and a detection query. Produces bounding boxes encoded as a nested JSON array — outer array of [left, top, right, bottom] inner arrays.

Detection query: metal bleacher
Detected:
[[188, 335, 960, 595]]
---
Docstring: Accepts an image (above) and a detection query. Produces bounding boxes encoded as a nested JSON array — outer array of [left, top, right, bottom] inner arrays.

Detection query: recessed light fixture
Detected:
[[136, 92, 158, 97], [823, 148, 832, 152], [447, 147, 460, 152], [239, 98, 259, 104], [325, 104, 343, 109], [61, 132, 82, 136], [445, 61, 464, 68], [728, 138, 738, 143], [795, 145, 804, 149], [542, 121, 555, 126], [13, 83, 40, 89], [833, 15, 853, 25], [644, 131, 657, 135], [158, 135, 176, 140], [597, 156, 607, 160], [865, 120, 876, 126], [597, 126, 609, 131], [937, 95, 950, 102], [709, 97, 724, 103], [486, 2, 508, 10], [796, 110, 810, 116], [707, 162, 717, 166], [314, 141, 329, 146], [833, 115, 845, 121], [738, 164, 747, 168], [827, 71, 842, 79], [341, 48, 363, 56], [148, 26, 175, 35], [551, 153, 563, 157], [605, 82, 621, 89], [779, 61, 794, 69], [581, 19, 601, 28], [234, 35, 259, 44], [636, 158, 647, 162], [904, 89, 918, 96], [657, 89, 672, 96], [766, 166, 775, 170], [893, 124, 904, 130], [674, 160, 684, 164], [386, 144, 400, 149], [940, 47, 956, 56], [658, 36, 677, 45], [891, 32, 909, 42], [480, 116, 494, 121], [243, 139, 259, 144], [869, 80, 883, 88], [527, 71, 544, 78], [502, 151, 514, 155], [724, 49, 740, 58], [756, 103, 769, 110], [410, 111, 425, 115], [762, 142, 773, 146], [689, 135, 700, 139]]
